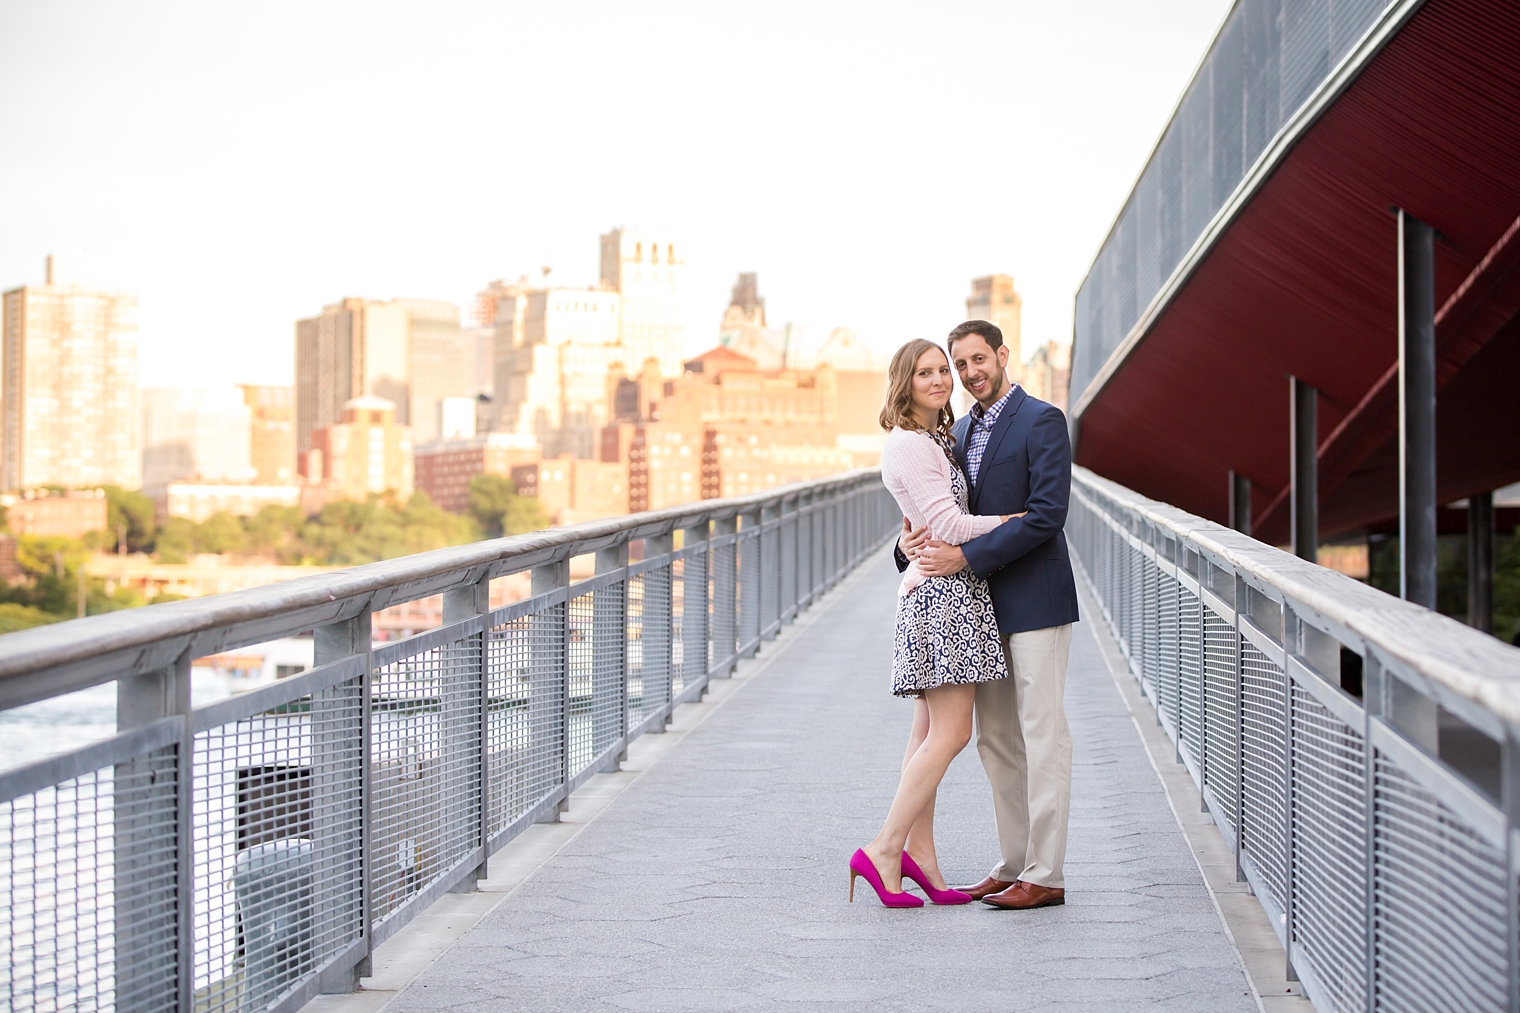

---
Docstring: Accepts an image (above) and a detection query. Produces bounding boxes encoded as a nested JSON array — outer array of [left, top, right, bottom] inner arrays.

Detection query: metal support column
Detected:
[[1470, 490, 1495, 634], [1228, 470, 1252, 535], [1398, 209, 1437, 607], [1290, 377, 1318, 563]]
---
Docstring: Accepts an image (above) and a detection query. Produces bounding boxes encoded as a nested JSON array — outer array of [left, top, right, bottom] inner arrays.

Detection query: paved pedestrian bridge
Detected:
[[1, 468, 1513, 1013], [339, 548, 1264, 1013]]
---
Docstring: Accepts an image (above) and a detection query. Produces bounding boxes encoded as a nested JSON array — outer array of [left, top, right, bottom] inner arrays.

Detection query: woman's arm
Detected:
[[886, 432, 1005, 546]]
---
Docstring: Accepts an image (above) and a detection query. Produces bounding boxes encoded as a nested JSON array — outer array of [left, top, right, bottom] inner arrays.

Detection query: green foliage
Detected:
[[504, 494, 549, 535], [1371, 529, 1520, 644], [466, 473, 547, 538], [466, 474, 515, 537], [0, 487, 553, 638], [104, 485, 157, 552], [0, 603, 58, 633], [154, 517, 199, 564], [0, 535, 96, 621], [1497, 532, 1520, 645], [302, 492, 478, 565]]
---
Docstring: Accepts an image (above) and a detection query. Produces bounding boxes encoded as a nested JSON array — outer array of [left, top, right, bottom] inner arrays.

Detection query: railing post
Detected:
[[780, 495, 798, 623], [443, 576, 489, 892], [682, 521, 710, 698], [531, 560, 570, 819], [711, 516, 737, 676], [594, 541, 629, 767], [1365, 652, 1382, 1011], [114, 654, 191, 1013], [1503, 725, 1520, 1013], [644, 534, 674, 728], [1282, 607, 1299, 984], [763, 501, 783, 636], [314, 610, 373, 988], [739, 508, 762, 658]]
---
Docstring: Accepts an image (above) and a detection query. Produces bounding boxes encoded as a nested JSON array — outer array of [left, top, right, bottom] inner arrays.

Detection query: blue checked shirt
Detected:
[[964, 386, 1016, 485]]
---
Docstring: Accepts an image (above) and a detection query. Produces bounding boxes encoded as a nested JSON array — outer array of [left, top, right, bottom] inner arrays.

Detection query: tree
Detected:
[[155, 517, 198, 563], [104, 485, 157, 552], [466, 474, 516, 537], [197, 511, 248, 555], [504, 495, 549, 536]]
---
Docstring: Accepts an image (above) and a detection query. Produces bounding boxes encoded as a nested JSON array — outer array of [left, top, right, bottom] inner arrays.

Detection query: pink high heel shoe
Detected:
[[849, 849, 924, 907], [900, 852, 973, 905]]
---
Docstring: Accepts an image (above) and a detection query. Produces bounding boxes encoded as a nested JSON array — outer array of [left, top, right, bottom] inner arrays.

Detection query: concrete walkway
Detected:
[[383, 549, 1258, 1013]]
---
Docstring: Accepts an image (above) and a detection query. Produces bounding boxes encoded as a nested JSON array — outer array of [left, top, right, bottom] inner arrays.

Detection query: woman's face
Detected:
[[910, 347, 953, 418]]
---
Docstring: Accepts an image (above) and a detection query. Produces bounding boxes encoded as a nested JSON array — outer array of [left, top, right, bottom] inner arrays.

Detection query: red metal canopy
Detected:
[[1074, 0, 1520, 543]]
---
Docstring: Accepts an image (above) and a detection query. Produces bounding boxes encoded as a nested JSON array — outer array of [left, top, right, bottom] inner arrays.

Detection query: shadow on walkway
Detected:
[[387, 548, 1256, 1013]]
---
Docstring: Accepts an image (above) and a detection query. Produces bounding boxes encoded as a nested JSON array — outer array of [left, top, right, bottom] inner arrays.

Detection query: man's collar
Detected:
[[970, 383, 1017, 421]]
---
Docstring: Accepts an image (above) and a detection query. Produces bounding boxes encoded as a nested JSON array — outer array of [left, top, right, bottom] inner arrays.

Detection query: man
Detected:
[[896, 319, 1080, 909]]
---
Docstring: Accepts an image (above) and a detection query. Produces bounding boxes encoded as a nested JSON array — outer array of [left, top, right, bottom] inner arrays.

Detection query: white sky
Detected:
[[0, 0, 1231, 388]]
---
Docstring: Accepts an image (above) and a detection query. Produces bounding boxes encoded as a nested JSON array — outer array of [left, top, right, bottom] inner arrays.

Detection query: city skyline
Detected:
[[0, 1, 1233, 390]]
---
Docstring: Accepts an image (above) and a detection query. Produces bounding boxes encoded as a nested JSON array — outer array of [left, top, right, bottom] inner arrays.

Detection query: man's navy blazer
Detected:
[[897, 386, 1081, 635]]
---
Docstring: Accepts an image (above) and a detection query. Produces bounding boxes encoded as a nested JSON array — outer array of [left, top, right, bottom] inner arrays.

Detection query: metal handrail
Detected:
[[0, 469, 884, 711], [1069, 464, 1520, 1012], [0, 469, 899, 1013]]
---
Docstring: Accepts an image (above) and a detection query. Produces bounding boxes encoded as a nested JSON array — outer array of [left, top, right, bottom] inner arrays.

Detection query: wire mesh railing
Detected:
[[1069, 465, 1520, 1013], [0, 469, 897, 1013]]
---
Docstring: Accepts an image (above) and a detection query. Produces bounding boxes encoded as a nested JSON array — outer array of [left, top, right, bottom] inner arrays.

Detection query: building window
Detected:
[[634, 242, 642, 262]]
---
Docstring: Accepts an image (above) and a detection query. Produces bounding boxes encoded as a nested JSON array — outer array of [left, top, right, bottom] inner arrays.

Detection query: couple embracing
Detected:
[[849, 319, 1080, 910]]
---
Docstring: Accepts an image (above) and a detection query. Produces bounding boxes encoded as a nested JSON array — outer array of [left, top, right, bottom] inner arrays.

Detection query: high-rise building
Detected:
[[399, 298, 470, 445], [307, 396, 413, 502], [141, 387, 257, 490], [605, 346, 886, 511], [1, 256, 140, 490], [965, 275, 1023, 382], [294, 298, 411, 460], [1023, 341, 1072, 413], [487, 229, 688, 464], [240, 385, 298, 483], [600, 227, 685, 377], [491, 282, 629, 459]]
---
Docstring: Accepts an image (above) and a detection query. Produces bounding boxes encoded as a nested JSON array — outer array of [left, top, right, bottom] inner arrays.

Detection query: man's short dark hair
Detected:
[[947, 320, 1003, 352]]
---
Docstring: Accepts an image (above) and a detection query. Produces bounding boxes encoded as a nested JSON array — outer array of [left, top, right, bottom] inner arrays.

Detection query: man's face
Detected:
[[950, 333, 1011, 407]]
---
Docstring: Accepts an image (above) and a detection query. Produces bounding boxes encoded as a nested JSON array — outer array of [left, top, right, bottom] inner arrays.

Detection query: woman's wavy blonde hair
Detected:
[[878, 338, 955, 441]]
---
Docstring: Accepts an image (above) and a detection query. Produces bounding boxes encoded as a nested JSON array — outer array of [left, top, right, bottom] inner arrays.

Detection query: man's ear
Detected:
[[997, 345, 1010, 370]]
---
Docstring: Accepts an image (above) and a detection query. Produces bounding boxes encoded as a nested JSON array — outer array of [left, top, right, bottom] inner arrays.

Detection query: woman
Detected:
[[849, 338, 1019, 908]]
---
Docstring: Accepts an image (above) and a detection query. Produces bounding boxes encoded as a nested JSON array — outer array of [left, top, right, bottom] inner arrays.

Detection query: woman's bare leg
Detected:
[[900, 700, 947, 890], [863, 684, 976, 891]]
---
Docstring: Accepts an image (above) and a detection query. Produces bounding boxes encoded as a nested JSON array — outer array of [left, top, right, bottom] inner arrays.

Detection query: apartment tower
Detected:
[[1, 256, 140, 490]]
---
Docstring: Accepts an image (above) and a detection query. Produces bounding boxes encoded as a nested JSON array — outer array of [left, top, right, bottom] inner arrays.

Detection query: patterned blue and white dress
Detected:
[[884, 430, 1008, 698]]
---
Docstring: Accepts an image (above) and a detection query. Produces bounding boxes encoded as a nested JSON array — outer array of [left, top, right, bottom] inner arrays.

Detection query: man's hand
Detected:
[[916, 538, 967, 577], [898, 518, 929, 560]]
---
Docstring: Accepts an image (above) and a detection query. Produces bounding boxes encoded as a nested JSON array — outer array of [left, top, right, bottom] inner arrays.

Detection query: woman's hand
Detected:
[[999, 511, 1029, 523], [899, 518, 930, 559]]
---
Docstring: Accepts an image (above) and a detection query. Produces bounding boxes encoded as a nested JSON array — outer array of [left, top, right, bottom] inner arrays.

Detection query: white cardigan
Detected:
[[880, 426, 1003, 596]]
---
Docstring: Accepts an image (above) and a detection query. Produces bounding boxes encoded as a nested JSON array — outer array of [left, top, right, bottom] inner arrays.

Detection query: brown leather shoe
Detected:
[[982, 880, 1065, 909], [958, 876, 1016, 900]]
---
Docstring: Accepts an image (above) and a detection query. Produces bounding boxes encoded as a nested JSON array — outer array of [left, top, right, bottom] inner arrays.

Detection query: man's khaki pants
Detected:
[[974, 623, 1073, 889]]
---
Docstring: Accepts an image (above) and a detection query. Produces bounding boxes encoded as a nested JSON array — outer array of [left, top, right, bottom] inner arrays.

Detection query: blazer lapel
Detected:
[[951, 416, 971, 477], [972, 386, 1027, 494]]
